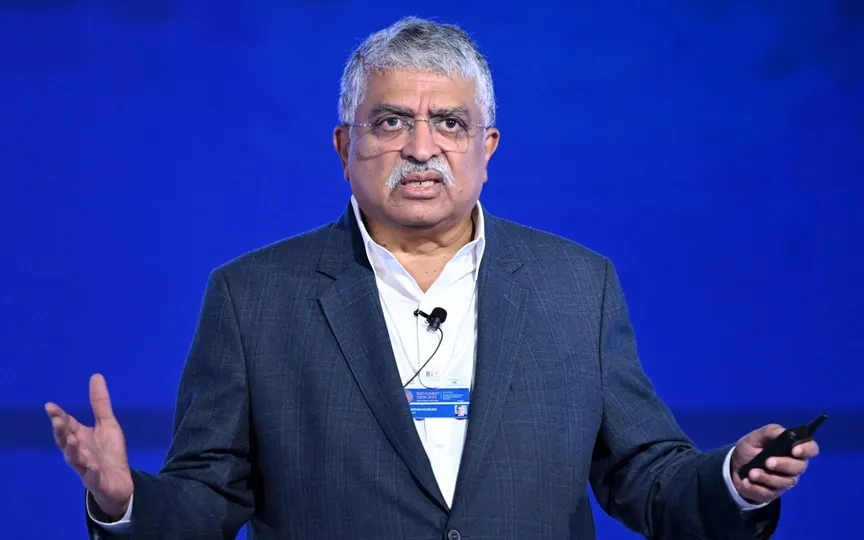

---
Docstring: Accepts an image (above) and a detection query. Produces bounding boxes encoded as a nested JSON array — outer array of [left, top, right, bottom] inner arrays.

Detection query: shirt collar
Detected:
[[350, 194, 486, 268]]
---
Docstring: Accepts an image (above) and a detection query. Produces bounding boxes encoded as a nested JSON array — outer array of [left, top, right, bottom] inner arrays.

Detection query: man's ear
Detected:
[[333, 125, 351, 180], [481, 127, 500, 183], [483, 127, 500, 164]]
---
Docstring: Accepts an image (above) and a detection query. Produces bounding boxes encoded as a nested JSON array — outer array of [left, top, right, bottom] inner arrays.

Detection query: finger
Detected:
[[65, 411, 82, 434], [90, 373, 117, 425], [46, 403, 67, 431], [46, 402, 76, 429], [49, 405, 82, 433], [46, 405, 76, 447], [738, 477, 776, 504], [51, 423, 66, 448], [45, 402, 65, 419], [751, 424, 786, 446], [765, 456, 808, 476], [792, 440, 820, 459], [64, 434, 89, 475], [748, 468, 798, 491], [48, 403, 93, 475], [52, 419, 67, 448]]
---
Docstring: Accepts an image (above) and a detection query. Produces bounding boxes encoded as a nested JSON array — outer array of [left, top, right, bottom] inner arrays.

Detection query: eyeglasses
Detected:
[[346, 116, 489, 154]]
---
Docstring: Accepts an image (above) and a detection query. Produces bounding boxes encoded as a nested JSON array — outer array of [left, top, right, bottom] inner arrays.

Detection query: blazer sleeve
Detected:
[[588, 260, 780, 539], [87, 269, 255, 539]]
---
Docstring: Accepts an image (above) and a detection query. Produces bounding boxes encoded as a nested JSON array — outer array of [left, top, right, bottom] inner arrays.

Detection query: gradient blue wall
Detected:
[[2, 1, 862, 538]]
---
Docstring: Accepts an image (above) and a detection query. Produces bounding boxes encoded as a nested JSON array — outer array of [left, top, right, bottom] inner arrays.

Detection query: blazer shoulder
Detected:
[[493, 216, 609, 275], [212, 221, 335, 280]]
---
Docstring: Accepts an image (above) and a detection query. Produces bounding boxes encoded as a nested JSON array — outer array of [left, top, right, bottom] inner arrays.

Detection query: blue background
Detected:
[[1, 1, 861, 538]]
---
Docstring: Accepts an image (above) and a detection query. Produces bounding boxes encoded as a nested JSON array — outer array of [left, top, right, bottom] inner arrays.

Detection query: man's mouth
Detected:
[[400, 173, 443, 188]]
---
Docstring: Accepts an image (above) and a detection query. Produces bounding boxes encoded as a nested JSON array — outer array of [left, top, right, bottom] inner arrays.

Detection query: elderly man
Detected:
[[47, 17, 818, 539]]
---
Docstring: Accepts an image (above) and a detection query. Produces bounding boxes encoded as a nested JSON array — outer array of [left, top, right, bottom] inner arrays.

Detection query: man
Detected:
[[46, 17, 819, 539]]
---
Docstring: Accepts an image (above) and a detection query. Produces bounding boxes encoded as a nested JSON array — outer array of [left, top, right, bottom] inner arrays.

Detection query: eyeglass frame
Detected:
[[342, 106, 492, 150]]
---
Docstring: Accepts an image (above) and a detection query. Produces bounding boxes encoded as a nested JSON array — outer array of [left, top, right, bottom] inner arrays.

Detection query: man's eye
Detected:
[[378, 117, 407, 130], [438, 118, 465, 131]]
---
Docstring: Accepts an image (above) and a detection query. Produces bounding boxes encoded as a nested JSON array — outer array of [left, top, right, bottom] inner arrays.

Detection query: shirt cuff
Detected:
[[723, 446, 768, 511], [87, 490, 134, 530]]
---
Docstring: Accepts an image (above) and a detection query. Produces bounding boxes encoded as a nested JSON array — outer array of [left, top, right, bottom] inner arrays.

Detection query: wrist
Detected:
[[729, 449, 763, 506], [88, 490, 131, 522]]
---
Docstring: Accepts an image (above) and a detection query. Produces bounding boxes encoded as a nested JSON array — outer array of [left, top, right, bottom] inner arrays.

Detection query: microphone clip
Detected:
[[413, 307, 447, 332]]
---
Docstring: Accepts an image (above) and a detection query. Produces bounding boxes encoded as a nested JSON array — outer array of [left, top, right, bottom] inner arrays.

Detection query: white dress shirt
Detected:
[[351, 196, 485, 508], [89, 196, 761, 530]]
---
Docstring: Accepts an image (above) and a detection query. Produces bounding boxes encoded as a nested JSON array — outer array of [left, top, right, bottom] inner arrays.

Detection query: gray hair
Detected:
[[338, 17, 496, 127]]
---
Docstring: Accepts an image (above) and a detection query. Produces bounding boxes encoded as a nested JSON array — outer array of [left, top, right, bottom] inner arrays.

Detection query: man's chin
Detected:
[[387, 206, 453, 230]]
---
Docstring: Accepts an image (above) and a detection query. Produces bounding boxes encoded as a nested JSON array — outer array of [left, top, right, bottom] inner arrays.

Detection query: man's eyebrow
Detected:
[[428, 105, 471, 119], [368, 104, 415, 118], [367, 103, 473, 120]]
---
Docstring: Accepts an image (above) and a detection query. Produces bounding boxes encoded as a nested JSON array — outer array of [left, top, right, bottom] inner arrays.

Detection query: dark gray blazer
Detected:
[[88, 204, 779, 539]]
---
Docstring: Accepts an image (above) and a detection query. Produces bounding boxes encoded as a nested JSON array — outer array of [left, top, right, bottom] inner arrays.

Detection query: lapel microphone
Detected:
[[404, 307, 448, 388], [413, 307, 447, 332]]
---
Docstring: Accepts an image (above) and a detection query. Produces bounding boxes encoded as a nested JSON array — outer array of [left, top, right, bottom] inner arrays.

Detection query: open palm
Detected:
[[45, 374, 134, 520]]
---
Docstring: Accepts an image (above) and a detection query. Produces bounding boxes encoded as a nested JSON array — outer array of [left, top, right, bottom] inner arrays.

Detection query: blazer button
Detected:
[[446, 530, 461, 540]]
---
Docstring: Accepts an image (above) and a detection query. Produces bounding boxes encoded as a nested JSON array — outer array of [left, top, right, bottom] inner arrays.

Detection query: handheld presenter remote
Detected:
[[738, 413, 827, 480]]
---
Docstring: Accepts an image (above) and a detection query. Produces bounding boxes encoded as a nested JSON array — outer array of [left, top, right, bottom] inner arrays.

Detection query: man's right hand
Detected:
[[45, 374, 134, 521]]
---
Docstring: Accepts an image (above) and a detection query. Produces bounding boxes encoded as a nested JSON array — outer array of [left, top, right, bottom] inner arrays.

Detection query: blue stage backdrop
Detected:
[[1, 1, 861, 538]]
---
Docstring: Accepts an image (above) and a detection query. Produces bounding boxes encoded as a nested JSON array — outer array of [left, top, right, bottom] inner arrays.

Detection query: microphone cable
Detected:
[[402, 326, 444, 389]]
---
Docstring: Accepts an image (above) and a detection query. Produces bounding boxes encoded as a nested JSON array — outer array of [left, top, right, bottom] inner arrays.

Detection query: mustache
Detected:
[[385, 157, 456, 189]]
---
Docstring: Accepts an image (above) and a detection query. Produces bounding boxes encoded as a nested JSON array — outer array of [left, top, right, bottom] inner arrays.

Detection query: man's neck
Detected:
[[365, 214, 475, 259], [362, 211, 476, 292]]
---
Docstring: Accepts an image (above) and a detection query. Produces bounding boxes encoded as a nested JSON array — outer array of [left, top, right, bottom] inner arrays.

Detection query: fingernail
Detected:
[[766, 458, 776, 469], [793, 447, 803, 457]]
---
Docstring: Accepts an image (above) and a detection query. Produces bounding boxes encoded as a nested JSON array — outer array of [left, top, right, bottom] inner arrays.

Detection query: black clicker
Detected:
[[738, 413, 827, 480]]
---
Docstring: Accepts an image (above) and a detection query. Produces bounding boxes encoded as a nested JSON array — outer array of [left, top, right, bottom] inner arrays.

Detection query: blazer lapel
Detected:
[[452, 215, 527, 506], [316, 208, 447, 511]]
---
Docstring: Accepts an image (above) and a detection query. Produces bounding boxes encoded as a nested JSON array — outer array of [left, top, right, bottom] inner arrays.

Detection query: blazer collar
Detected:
[[316, 200, 524, 279]]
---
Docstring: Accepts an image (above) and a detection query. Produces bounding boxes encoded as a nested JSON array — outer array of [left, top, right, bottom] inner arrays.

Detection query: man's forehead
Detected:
[[360, 70, 481, 117]]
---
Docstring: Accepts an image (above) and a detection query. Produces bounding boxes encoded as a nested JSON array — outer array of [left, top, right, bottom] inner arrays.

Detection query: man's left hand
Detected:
[[730, 424, 820, 504]]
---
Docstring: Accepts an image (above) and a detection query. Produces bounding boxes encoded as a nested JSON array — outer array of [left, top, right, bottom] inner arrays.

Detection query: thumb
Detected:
[[749, 424, 785, 447], [90, 373, 117, 424]]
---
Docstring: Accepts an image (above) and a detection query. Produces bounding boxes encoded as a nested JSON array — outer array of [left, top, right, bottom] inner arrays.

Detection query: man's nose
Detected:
[[401, 120, 441, 162]]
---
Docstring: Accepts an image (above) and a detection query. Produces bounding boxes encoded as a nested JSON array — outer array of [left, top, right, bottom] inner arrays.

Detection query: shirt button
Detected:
[[446, 529, 461, 540]]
